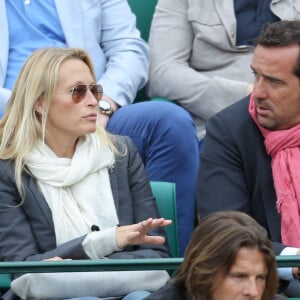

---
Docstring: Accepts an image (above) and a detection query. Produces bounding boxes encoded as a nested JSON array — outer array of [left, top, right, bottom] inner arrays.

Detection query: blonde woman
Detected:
[[0, 47, 171, 300]]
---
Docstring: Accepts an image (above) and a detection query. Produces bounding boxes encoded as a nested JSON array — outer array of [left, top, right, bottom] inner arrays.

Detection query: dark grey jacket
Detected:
[[0, 135, 169, 299]]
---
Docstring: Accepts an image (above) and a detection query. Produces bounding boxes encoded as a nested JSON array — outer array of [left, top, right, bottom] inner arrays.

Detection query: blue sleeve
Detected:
[[98, 0, 149, 106]]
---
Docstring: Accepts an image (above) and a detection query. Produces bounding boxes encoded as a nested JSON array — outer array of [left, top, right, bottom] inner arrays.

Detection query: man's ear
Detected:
[[34, 98, 44, 115]]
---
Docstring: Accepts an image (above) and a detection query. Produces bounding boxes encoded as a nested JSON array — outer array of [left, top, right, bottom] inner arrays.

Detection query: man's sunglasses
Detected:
[[69, 84, 103, 103]]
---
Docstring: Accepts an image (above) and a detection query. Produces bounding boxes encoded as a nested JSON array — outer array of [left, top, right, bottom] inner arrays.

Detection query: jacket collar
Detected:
[[53, 0, 85, 47], [256, 133, 281, 242], [108, 166, 120, 216], [214, 0, 236, 47]]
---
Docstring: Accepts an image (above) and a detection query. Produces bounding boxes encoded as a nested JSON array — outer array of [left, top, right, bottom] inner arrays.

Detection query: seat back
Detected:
[[127, 0, 158, 42], [150, 181, 179, 257], [0, 273, 10, 289], [128, 0, 158, 102]]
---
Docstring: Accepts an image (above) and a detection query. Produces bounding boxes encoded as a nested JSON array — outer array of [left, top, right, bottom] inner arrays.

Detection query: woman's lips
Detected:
[[83, 113, 97, 121]]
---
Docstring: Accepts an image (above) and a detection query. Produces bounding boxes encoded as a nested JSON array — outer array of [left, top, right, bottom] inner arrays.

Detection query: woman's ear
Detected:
[[34, 98, 44, 115]]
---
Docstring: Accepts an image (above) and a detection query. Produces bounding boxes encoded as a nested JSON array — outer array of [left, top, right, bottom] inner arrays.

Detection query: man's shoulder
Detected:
[[144, 282, 184, 300], [205, 95, 264, 150], [207, 95, 255, 133], [274, 295, 288, 300], [217, 96, 250, 121]]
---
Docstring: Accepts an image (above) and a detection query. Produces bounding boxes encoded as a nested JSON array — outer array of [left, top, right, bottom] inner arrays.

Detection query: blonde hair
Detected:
[[0, 47, 119, 200]]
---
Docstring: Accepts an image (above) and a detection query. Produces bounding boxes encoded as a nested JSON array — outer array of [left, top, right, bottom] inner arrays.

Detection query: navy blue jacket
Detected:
[[197, 96, 285, 254]]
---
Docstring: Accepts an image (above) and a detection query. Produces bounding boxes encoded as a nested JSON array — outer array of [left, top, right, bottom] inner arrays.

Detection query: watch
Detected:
[[99, 99, 114, 117]]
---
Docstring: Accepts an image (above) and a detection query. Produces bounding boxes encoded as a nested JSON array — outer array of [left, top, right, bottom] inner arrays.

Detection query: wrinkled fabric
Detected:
[[249, 94, 300, 247]]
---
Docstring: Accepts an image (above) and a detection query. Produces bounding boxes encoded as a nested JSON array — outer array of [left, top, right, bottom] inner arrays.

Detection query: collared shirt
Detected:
[[4, 0, 67, 89], [234, 0, 280, 46]]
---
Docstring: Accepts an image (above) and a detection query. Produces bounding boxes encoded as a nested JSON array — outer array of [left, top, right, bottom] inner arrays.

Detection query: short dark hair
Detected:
[[175, 211, 278, 300], [256, 20, 300, 78]]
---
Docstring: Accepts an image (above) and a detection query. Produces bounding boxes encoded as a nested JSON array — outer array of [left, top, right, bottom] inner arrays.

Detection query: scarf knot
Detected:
[[25, 134, 119, 245]]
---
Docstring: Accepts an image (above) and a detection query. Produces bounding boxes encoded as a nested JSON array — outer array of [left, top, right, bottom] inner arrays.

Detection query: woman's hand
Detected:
[[115, 218, 172, 249]]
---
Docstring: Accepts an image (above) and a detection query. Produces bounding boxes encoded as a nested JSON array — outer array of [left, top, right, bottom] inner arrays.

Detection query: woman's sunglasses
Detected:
[[69, 84, 103, 103]]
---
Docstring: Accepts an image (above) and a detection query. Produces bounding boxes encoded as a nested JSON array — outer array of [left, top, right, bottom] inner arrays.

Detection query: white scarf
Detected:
[[25, 134, 119, 246]]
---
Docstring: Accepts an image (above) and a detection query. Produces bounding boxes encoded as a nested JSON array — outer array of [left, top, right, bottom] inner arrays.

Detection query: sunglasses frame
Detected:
[[69, 84, 103, 103]]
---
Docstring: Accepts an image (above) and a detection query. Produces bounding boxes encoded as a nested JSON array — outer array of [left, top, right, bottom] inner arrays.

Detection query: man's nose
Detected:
[[253, 78, 268, 100], [243, 279, 259, 297]]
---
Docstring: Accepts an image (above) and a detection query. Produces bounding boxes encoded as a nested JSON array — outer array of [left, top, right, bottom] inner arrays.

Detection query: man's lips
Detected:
[[255, 101, 272, 116]]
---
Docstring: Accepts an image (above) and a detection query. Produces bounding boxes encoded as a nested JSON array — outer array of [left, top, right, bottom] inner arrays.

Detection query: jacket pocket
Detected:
[[187, 6, 232, 59], [188, 8, 221, 26]]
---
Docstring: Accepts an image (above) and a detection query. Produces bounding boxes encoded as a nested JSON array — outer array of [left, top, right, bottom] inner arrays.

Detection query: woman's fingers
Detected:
[[140, 218, 172, 230], [116, 218, 172, 248]]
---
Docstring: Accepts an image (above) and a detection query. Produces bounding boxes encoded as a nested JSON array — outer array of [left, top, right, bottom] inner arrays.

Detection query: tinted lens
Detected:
[[90, 84, 103, 101], [71, 84, 103, 103], [71, 85, 87, 103]]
